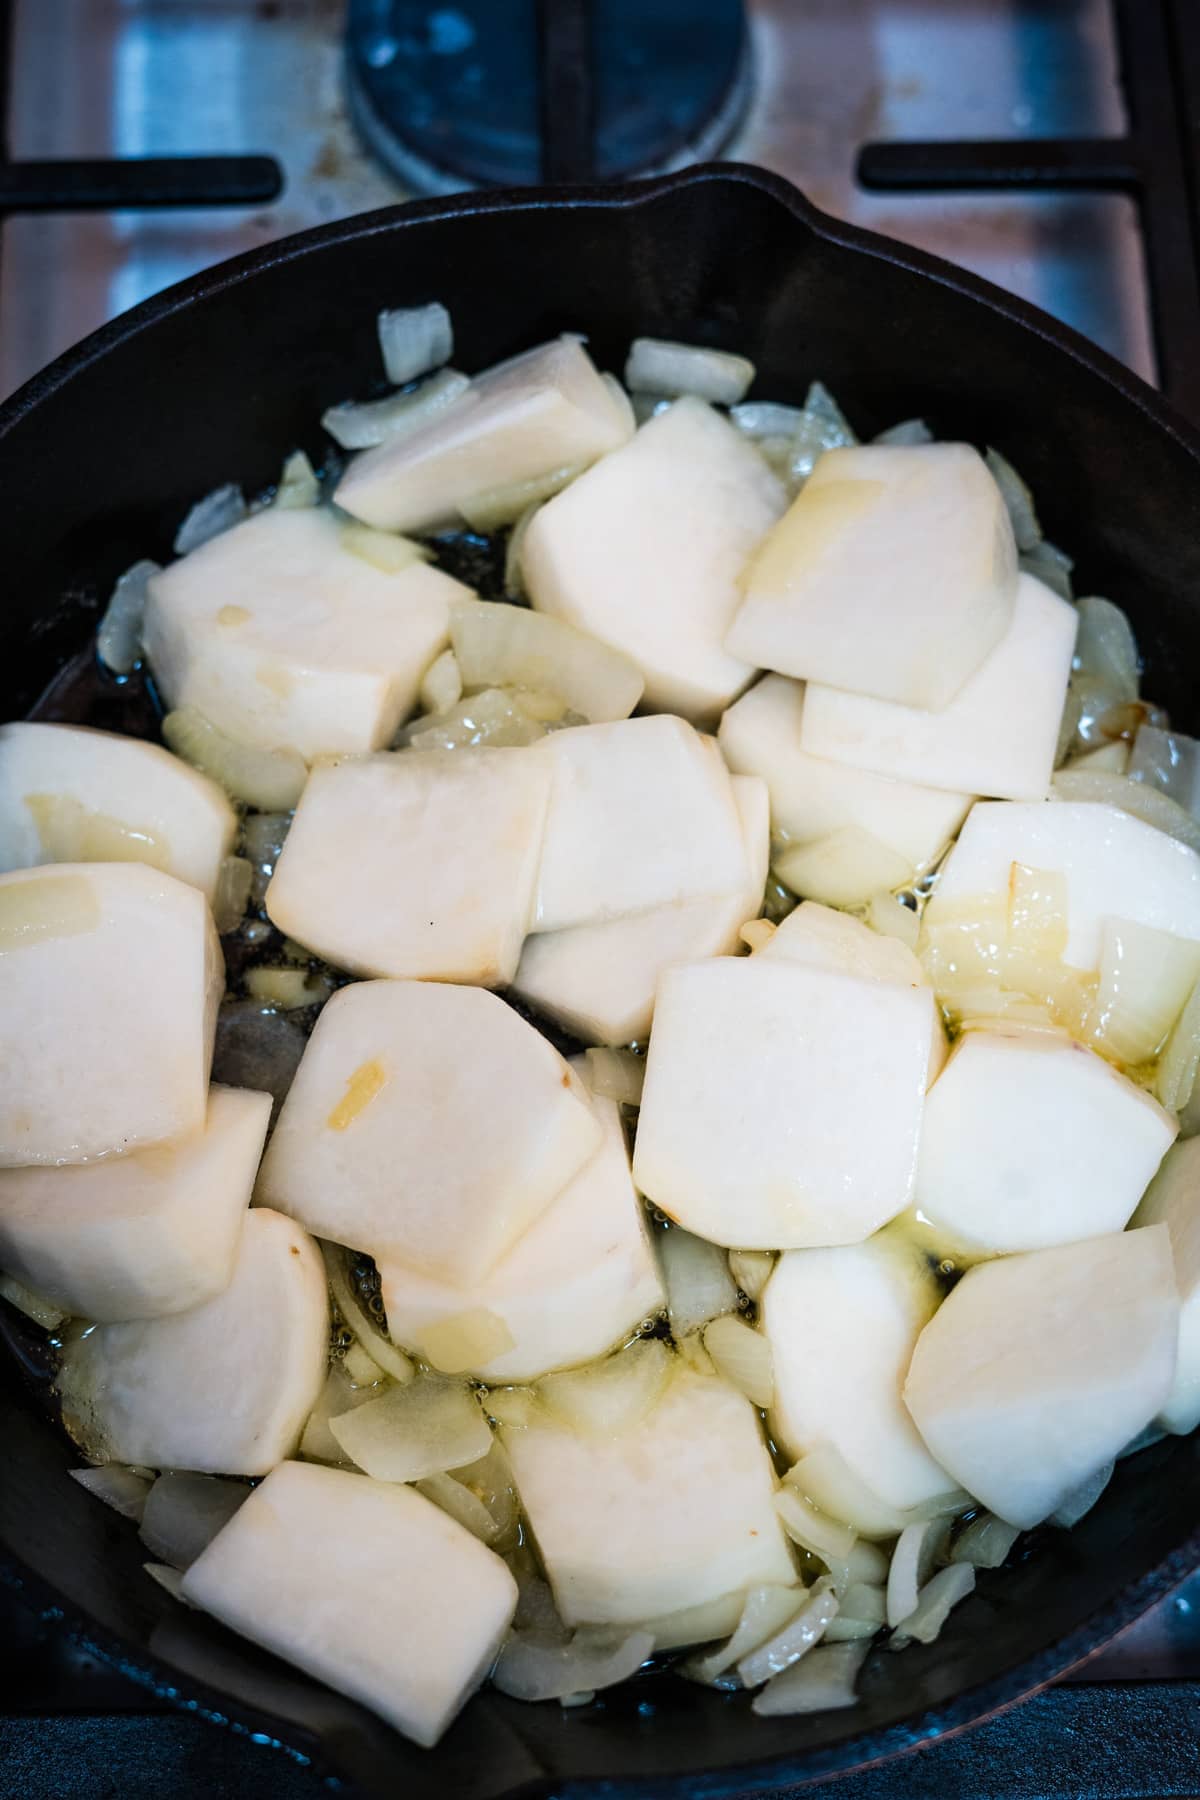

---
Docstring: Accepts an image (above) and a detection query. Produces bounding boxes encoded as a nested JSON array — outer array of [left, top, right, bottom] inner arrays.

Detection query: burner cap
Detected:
[[346, 0, 751, 193]]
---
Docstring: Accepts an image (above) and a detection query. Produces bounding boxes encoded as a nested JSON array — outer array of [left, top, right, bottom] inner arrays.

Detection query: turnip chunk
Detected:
[[761, 1238, 956, 1518], [0, 1085, 270, 1321], [502, 1364, 795, 1626], [1134, 1138, 1200, 1433], [265, 747, 551, 986], [334, 335, 632, 533], [632, 957, 931, 1249], [181, 1462, 517, 1749], [58, 1209, 328, 1476], [257, 979, 601, 1285], [0, 863, 221, 1166], [719, 676, 970, 872], [799, 573, 1077, 802], [904, 1226, 1179, 1529], [520, 397, 785, 723], [144, 507, 465, 761], [926, 802, 1200, 971], [533, 714, 750, 933], [381, 1093, 662, 1382], [916, 1029, 1176, 1255], [725, 443, 1017, 710], [511, 773, 768, 1045], [0, 722, 236, 904]]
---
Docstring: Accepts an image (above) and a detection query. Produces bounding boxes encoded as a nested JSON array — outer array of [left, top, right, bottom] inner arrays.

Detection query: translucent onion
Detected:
[[751, 1640, 868, 1716], [584, 1046, 645, 1106], [730, 400, 804, 440], [536, 1339, 671, 1438], [950, 1512, 1020, 1570], [1068, 740, 1130, 774], [789, 382, 857, 485], [416, 1469, 502, 1544], [643, 1590, 746, 1652], [773, 1483, 857, 1564], [174, 483, 247, 554], [867, 891, 921, 949], [659, 1226, 740, 1339], [0, 1273, 66, 1329], [1074, 596, 1139, 701], [378, 301, 453, 386], [96, 559, 159, 675], [322, 1244, 415, 1386], [329, 1374, 491, 1481], [212, 855, 253, 935], [1019, 539, 1074, 601], [139, 1472, 247, 1569], [985, 447, 1041, 551], [245, 967, 334, 1011], [460, 465, 584, 532], [739, 918, 777, 953], [1156, 975, 1200, 1112], [324, 368, 471, 450], [452, 1442, 520, 1546], [728, 1249, 775, 1302], [1088, 917, 1200, 1067], [683, 1583, 804, 1684], [342, 1341, 385, 1386], [889, 1562, 975, 1648], [1120, 1422, 1168, 1460], [703, 1314, 773, 1408], [837, 1583, 886, 1627], [774, 828, 913, 910], [504, 501, 540, 598], [1051, 767, 1200, 856], [241, 811, 291, 903], [624, 337, 754, 406], [492, 1626, 653, 1703], [418, 648, 462, 717], [874, 418, 932, 447], [162, 707, 307, 811], [885, 1518, 950, 1629], [338, 520, 431, 574], [273, 449, 320, 510], [824, 1537, 890, 1593], [483, 1386, 538, 1429], [417, 1307, 516, 1375], [821, 1615, 882, 1644], [405, 686, 565, 751], [1129, 722, 1200, 817], [1049, 1461, 1114, 1528], [69, 1464, 152, 1522], [736, 1578, 839, 1687], [450, 597, 644, 722]]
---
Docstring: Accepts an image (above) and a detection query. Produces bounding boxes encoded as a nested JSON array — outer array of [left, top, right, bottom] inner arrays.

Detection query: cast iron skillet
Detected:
[[1, 162, 1199, 1799]]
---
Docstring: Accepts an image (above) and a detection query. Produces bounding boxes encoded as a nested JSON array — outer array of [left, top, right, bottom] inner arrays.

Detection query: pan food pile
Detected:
[[0, 305, 1198, 1750]]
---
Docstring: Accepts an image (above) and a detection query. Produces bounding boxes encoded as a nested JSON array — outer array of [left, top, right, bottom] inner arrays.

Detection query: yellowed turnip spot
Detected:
[[327, 1058, 388, 1131]]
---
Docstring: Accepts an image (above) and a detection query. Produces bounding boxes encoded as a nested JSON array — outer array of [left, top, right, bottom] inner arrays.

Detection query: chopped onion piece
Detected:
[[1120, 1422, 1168, 1460], [174, 483, 247, 555], [504, 500, 540, 598], [329, 1373, 491, 1482], [162, 706, 307, 811], [1020, 539, 1074, 601], [1088, 917, 1200, 1066], [886, 1518, 949, 1629], [642, 1590, 746, 1652], [703, 1314, 773, 1408], [418, 648, 462, 716], [1156, 975, 1200, 1112], [416, 1469, 502, 1544], [274, 450, 320, 510], [1074, 596, 1139, 701], [774, 827, 914, 910], [450, 598, 643, 722], [139, 1472, 247, 1569], [483, 1386, 538, 1429], [737, 1578, 839, 1687], [97, 559, 159, 675], [730, 401, 805, 440], [0, 1272, 66, 1329], [874, 418, 933, 447], [299, 1365, 371, 1465], [624, 337, 754, 405], [342, 1341, 385, 1386], [728, 1249, 775, 1301], [889, 1562, 975, 1648], [1050, 1461, 1114, 1528], [739, 918, 777, 953], [659, 1225, 740, 1339], [405, 686, 565, 751], [867, 892, 921, 949], [1051, 768, 1200, 856], [789, 381, 857, 484], [460, 464, 585, 532], [493, 1625, 653, 1703], [144, 1562, 195, 1606], [241, 811, 291, 900], [752, 1639, 868, 1716], [985, 447, 1041, 551], [245, 966, 334, 1011], [453, 1442, 520, 1545], [1069, 740, 1131, 774], [338, 519, 431, 574], [70, 1464, 152, 1522], [537, 1339, 672, 1439], [212, 855, 253, 935], [684, 1583, 804, 1684], [584, 1047, 645, 1106], [377, 302, 453, 386], [322, 1244, 415, 1386], [951, 1513, 1020, 1569], [774, 1483, 857, 1564], [1129, 722, 1200, 817], [839, 1582, 886, 1625], [822, 1615, 881, 1643], [824, 1538, 890, 1593], [324, 367, 471, 450], [418, 1307, 516, 1375]]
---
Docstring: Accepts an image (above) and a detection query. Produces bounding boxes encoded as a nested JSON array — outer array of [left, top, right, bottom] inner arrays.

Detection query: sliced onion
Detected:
[[1068, 740, 1131, 774], [1129, 722, 1200, 817], [739, 919, 777, 953], [751, 1639, 868, 1716], [212, 855, 253, 935], [416, 1469, 502, 1544], [824, 1537, 890, 1593], [504, 500, 540, 598], [1049, 1461, 1114, 1528], [329, 1373, 491, 1482], [838, 1582, 886, 1626], [728, 1249, 775, 1302], [730, 400, 805, 440], [338, 519, 431, 574], [483, 1385, 539, 1429], [418, 648, 462, 717], [642, 1590, 746, 1652], [1074, 596, 1139, 700], [874, 418, 932, 447], [985, 447, 1041, 551], [659, 1226, 739, 1339], [683, 1583, 804, 1684], [452, 1441, 520, 1545], [789, 382, 857, 485], [245, 966, 334, 1010], [737, 1578, 839, 1687], [886, 1518, 950, 1628], [274, 449, 320, 510], [0, 1273, 66, 1329], [460, 464, 584, 532], [1019, 539, 1074, 601], [583, 1046, 645, 1106], [774, 1483, 857, 1564], [822, 1615, 881, 1643], [144, 1562, 195, 1606], [174, 483, 247, 555], [97, 559, 159, 674], [241, 811, 291, 902], [404, 686, 564, 751], [450, 597, 643, 722], [377, 301, 453, 386], [624, 337, 754, 406], [342, 1340, 386, 1386], [139, 1472, 246, 1569], [492, 1625, 653, 1703], [536, 1339, 672, 1439], [1051, 768, 1200, 856], [889, 1562, 975, 1648], [1156, 975, 1200, 1112], [322, 1245, 415, 1386], [417, 1307, 516, 1375], [162, 706, 307, 811], [866, 891, 921, 949], [324, 368, 471, 450], [703, 1314, 773, 1408], [1088, 917, 1200, 1066], [774, 827, 914, 910], [70, 1464, 152, 1522], [300, 1365, 384, 1466], [950, 1512, 1020, 1569]]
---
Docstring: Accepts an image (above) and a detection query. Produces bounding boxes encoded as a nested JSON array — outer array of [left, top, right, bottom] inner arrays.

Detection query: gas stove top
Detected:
[[1, 3, 1198, 1795]]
